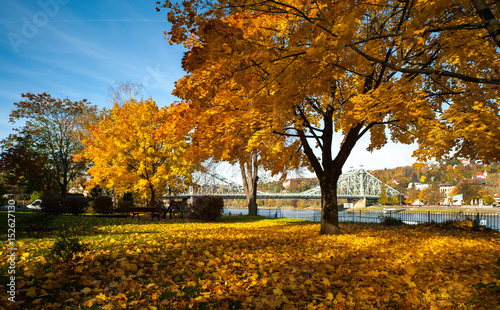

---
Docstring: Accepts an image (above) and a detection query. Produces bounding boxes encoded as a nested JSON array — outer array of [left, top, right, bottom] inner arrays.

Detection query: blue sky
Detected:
[[0, 0, 418, 177], [1, 0, 183, 129]]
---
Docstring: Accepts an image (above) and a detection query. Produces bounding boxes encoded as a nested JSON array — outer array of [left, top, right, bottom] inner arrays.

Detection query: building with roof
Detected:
[[439, 183, 455, 205], [494, 193, 500, 205], [407, 182, 429, 191]]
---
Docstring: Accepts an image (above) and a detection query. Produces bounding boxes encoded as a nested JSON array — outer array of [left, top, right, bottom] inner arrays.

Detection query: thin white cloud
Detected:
[[49, 19, 165, 23]]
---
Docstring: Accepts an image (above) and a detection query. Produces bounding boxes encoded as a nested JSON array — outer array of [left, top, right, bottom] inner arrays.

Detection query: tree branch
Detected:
[[472, 0, 500, 48], [349, 45, 500, 85]]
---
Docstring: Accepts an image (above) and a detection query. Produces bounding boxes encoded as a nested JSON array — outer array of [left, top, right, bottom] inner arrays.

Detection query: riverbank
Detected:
[[364, 205, 500, 213], [228, 205, 500, 213]]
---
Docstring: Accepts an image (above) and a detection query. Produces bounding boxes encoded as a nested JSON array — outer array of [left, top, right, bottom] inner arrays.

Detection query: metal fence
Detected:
[[231, 208, 500, 231], [335, 210, 500, 231], [382, 210, 500, 231]]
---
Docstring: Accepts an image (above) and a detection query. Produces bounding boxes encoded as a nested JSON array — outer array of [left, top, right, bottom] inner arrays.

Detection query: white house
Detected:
[[439, 183, 455, 205], [452, 194, 463, 206], [477, 170, 488, 179], [494, 194, 500, 205], [407, 182, 429, 191]]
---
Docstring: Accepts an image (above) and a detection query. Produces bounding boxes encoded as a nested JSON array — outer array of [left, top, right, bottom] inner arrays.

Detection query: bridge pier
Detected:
[[347, 198, 366, 208]]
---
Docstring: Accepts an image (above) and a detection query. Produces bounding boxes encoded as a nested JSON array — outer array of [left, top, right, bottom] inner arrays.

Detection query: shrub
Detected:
[[436, 219, 484, 231], [168, 200, 187, 218], [185, 196, 224, 221], [30, 191, 44, 202], [380, 216, 405, 226], [64, 196, 89, 215], [92, 196, 114, 214], [50, 232, 88, 268], [40, 196, 65, 215], [116, 199, 133, 214]]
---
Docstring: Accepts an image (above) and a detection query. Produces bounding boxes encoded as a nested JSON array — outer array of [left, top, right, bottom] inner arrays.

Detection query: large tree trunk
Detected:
[[295, 85, 366, 235], [319, 172, 342, 235], [59, 170, 68, 197], [240, 153, 259, 215], [60, 181, 67, 197]]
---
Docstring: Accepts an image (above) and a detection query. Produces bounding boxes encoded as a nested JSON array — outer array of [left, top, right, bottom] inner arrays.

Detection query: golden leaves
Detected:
[[6, 217, 500, 309], [78, 99, 194, 200]]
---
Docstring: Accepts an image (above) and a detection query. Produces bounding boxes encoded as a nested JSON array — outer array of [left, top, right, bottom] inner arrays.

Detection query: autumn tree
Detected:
[[78, 99, 194, 203], [108, 81, 143, 107], [418, 184, 441, 205], [389, 195, 399, 205], [452, 180, 485, 204], [5, 93, 96, 197], [173, 84, 306, 215], [379, 185, 389, 205], [483, 194, 495, 205], [159, 0, 500, 234], [405, 186, 420, 204], [0, 133, 58, 195]]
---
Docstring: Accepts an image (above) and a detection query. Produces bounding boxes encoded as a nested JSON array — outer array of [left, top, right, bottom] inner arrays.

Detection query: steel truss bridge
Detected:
[[176, 168, 401, 200]]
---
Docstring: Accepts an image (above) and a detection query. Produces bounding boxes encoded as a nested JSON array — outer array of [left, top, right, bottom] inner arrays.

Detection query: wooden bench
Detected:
[[129, 207, 162, 221]]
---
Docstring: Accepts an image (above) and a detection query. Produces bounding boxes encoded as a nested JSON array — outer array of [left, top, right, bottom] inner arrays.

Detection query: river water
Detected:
[[223, 208, 500, 231]]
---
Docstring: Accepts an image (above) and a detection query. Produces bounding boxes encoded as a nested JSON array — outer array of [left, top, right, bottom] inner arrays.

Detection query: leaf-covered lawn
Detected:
[[1, 215, 499, 309]]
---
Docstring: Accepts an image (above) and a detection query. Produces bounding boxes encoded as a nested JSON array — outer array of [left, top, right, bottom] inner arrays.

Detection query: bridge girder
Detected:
[[175, 168, 402, 200]]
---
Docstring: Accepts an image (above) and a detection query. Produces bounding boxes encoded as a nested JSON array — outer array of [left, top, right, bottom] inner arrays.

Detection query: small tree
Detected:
[[390, 195, 399, 205], [78, 100, 194, 204], [406, 187, 420, 205], [483, 195, 495, 205], [50, 231, 88, 270], [379, 186, 389, 205], [6, 93, 96, 197]]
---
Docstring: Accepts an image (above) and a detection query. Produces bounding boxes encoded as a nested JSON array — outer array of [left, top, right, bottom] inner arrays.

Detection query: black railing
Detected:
[[338, 210, 500, 231], [224, 208, 500, 231]]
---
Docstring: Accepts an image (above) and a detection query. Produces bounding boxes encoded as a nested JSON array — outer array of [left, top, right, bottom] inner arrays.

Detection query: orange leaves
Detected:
[[79, 99, 194, 200], [162, 0, 500, 177]]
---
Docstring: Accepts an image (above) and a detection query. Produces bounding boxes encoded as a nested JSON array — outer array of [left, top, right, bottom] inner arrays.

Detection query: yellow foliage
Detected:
[[161, 0, 500, 185], [78, 99, 194, 200]]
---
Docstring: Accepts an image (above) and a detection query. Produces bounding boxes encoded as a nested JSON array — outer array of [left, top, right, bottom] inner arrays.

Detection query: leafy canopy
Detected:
[[4, 92, 96, 196], [161, 0, 500, 163], [78, 99, 194, 201], [159, 0, 500, 233]]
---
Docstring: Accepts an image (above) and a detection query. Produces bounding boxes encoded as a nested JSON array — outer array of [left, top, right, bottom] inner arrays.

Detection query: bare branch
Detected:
[[349, 45, 500, 85]]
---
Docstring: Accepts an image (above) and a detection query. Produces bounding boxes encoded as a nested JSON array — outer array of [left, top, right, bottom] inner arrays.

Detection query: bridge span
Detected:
[[175, 168, 401, 200]]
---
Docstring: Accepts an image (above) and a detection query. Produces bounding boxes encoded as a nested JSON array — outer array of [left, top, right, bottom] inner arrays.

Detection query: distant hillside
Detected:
[[259, 177, 319, 193], [258, 160, 499, 197], [369, 161, 498, 188]]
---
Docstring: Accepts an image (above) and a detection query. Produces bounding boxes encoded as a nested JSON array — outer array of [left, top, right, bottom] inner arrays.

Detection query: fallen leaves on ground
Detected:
[[1, 217, 499, 309]]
